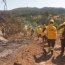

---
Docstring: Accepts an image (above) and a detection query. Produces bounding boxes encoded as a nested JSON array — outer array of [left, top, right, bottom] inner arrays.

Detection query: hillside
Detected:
[[9, 7, 65, 16], [0, 7, 65, 36], [0, 7, 65, 65]]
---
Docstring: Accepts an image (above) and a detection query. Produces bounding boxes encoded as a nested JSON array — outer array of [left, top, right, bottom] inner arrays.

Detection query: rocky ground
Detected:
[[0, 34, 65, 65]]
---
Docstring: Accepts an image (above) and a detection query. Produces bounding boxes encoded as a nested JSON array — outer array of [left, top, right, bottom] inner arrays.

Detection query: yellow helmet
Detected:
[[43, 24, 46, 26], [43, 24, 46, 28], [38, 26, 41, 28], [63, 22, 65, 25], [59, 22, 65, 28], [50, 19, 54, 23]]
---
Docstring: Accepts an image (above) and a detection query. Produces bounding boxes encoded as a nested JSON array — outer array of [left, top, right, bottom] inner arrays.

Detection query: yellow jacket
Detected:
[[42, 27, 47, 36], [59, 28, 64, 33], [59, 28, 65, 39], [47, 24, 57, 39], [37, 27, 43, 34]]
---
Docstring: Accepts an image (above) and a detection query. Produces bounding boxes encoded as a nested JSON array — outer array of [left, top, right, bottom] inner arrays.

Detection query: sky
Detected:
[[0, 0, 65, 10]]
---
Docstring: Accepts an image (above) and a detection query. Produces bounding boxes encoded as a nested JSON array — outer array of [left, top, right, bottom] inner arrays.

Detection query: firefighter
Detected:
[[59, 22, 65, 56], [42, 24, 48, 43], [30, 26, 34, 36], [37, 26, 43, 38], [37, 25, 47, 54], [47, 19, 57, 55]]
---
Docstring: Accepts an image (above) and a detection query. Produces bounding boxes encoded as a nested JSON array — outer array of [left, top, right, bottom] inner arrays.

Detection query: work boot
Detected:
[[14, 62, 21, 65], [59, 52, 64, 56], [47, 47, 51, 54], [51, 50, 53, 55], [43, 48, 47, 55]]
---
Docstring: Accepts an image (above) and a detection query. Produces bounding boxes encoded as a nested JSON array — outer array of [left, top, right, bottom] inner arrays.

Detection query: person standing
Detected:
[[37, 25, 47, 54], [59, 22, 65, 56], [42, 24, 48, 43], [47, 19, 57, 55], [37, 26, 43, 38]]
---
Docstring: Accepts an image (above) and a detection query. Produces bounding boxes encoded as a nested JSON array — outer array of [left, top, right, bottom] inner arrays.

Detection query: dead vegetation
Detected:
[[0, 12, 65, 65], [0, 12, 24, 39]]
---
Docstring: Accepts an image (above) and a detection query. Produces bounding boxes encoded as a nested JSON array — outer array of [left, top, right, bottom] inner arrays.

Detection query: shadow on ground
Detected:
[[54, 47, 61, 51], [33, 53, 52, 63], [52, 55, 65, 65]]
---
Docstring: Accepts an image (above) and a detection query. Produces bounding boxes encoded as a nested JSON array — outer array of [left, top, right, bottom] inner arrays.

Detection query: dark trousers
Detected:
[[48, 39, 55, 49], [61, 39, 65, 54], [42, 35, 48, 42], [38, 34, 41, 38]]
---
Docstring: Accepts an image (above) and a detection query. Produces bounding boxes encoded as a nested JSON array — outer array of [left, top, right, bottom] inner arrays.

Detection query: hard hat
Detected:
[[63, 22, 65, 25], [43, 24, 46, 26], [38, 26, 41, 28], [59, 22, 65, 28], [50, 19, 54, 23], [43, 24, 46, 27]]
